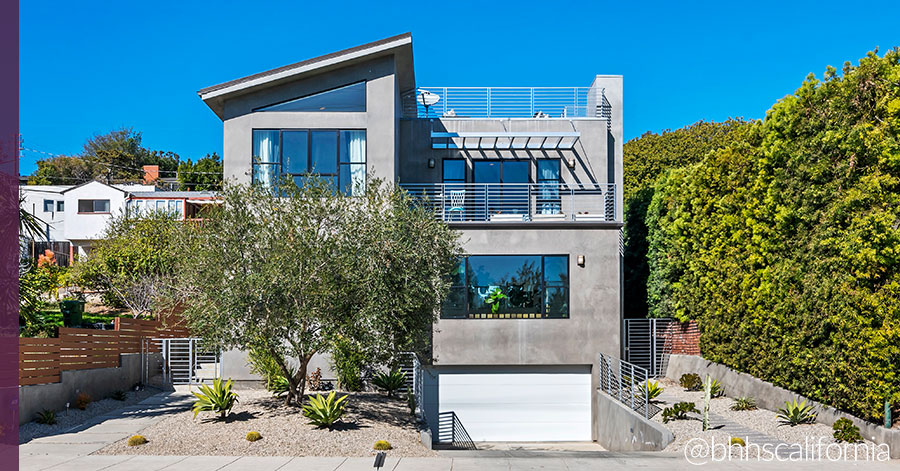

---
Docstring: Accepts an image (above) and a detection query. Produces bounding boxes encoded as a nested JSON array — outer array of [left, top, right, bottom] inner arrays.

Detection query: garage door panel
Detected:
[[441, 373, 591, 386], [437, 368, 591, 442], [438, 384, 589, 406], [449, 421, 591, 442], [446, 403, 589, 424]]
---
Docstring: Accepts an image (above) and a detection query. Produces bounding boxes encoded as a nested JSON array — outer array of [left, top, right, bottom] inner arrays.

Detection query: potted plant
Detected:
[[485, 288, 507, 314]]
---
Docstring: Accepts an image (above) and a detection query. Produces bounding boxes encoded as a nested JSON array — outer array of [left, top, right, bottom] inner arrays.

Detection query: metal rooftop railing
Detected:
[[403, 87, 610, 119]]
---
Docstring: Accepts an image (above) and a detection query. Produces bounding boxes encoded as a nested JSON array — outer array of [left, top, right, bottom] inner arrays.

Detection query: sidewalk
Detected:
[[19, 452, 899, 470], [19, 389, 897, 470], [20, 389, 195, 471]]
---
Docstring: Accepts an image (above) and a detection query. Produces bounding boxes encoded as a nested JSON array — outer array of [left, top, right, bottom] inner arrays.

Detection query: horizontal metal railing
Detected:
[[599, 352, 661, 419], [435, 411, 477, 450], [404, 87, 608, 119], [400, 182, 616, 223]]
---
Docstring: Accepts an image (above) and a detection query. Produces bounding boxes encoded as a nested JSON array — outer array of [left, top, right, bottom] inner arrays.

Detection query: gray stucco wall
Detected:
[[221, 56, 399, 184], [19, 353, 160, 425], [666, 354, 900, 458], [596, 390, 674, 451], [221, 349, 337, 385], [431, 225, 621, 441]]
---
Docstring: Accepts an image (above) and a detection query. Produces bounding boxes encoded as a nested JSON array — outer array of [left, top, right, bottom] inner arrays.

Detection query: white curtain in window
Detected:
[[347, 131, 366, 194], [253, 130, 280, 187]]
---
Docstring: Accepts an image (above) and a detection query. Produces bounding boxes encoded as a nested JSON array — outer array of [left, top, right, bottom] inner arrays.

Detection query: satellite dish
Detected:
[[417, 89, 440, 116]]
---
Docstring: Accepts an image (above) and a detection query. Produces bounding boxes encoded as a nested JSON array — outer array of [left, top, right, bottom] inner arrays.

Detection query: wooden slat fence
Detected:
[[19, 338, 61, 386], [19, 314, 190, 386], [58, 328, 120, 371]]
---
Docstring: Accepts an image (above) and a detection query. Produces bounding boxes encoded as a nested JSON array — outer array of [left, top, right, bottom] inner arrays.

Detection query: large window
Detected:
[[78, 199, 110, 213], [443, 255, 569, 319], [252, 129, 366, 195], [255, 82, 366, 112]]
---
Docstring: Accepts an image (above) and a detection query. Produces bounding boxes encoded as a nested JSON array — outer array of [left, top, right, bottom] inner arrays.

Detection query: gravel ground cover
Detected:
[[19, 386, 162, 444], [97, 389, 438, 457], [654, 378, 879, 459]]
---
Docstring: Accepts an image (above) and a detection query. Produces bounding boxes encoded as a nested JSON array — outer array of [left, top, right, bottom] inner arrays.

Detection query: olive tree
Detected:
[[175, 178, 461, 406]]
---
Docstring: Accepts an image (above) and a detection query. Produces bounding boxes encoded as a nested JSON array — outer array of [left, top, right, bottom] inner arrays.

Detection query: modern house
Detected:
[[199, 33, 623, 443]]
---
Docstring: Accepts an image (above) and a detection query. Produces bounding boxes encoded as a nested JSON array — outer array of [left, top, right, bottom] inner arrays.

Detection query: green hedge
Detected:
[[645, 48, 900, 421]]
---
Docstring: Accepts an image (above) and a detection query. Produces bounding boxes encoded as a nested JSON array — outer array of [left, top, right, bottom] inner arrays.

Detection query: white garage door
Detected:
[[438, 367, 592, 441]]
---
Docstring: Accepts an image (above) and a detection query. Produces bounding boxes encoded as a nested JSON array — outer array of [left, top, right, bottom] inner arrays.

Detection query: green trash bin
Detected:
[[59, 300, 85, 327]]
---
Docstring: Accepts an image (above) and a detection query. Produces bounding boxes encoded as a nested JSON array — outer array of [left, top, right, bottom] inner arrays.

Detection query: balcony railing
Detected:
[[400, 183, 616, 223], [403, 87, 609, 119]]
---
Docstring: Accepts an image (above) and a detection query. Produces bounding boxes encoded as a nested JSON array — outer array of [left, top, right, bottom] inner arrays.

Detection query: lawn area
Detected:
[[37, 306, 122, 327]]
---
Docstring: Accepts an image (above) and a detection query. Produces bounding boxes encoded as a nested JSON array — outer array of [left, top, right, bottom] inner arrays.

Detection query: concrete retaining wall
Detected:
[[666, 354, 900, 459], [18, 352, 161, 425], [596, 390, 674, 451]]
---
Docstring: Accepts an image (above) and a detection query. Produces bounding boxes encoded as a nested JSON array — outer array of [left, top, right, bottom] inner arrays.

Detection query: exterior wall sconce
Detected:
[[577, 255, 585, 267], [567, 158, 576, 169], [428, 158, 435, 168]]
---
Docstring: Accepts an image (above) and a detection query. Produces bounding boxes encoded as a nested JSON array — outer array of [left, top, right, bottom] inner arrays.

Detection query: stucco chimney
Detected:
[[142, 165, 159, 184]]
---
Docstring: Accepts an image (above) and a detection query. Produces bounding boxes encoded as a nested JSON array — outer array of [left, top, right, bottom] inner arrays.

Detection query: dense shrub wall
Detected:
[[643, 49, 900, 420]]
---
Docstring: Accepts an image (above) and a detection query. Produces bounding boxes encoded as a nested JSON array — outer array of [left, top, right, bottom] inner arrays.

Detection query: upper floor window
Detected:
[[56, 201, 64, 212], [443, 254, 569, 319], [78, 199, 110, 213], [43, 199, 54, 212], [255, 81, 366, 112], [252, 129, 366, 196]]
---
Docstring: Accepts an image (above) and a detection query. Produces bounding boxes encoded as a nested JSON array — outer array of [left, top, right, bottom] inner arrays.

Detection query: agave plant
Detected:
[[709, 379, 725, 398], [303, 391, 349, 429], [731, 396, 757, 411], [35, 409, 56, 425], [192, 378, 239, 419], [372, 369, 406, 397], [636, 380, 664, 403], [662, 401, 700, 423], [776, 398, 816, 426]]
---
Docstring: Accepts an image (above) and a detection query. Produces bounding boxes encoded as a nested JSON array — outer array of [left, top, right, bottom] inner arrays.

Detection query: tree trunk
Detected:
[[294, 355, 313, 406], [271, 350, 300, 407]]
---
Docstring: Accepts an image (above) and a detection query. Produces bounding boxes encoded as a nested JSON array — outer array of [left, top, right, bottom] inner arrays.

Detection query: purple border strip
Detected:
[[0, 0, 20, 468]]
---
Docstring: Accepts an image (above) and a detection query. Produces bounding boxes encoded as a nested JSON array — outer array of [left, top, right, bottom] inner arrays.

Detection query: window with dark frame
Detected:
[[254, 81, 366, 112], [537, 159, 562, 215], [442, 254, 569, 319], [252, 129, 366, 195], [43, 199, 54, 212], [77, 199, 110, 213], [56, 201, 64, 212]]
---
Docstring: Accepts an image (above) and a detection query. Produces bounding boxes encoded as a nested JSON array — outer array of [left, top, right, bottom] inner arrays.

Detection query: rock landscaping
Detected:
[[96, 389, 437, 457], [19, 386, 161, 444], [654, 377, 879, 458]]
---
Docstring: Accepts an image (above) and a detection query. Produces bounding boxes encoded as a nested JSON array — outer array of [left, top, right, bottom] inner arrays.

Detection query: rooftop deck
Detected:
[[403, 87, 610, 119]]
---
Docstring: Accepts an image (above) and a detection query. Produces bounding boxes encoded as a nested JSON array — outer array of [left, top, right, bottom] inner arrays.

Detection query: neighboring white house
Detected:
[[20, 185, 68, 241], [60, 181, 156, 257]]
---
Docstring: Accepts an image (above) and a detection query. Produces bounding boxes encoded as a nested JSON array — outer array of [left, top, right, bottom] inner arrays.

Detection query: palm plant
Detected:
[[776, 398, 816, 426], [192, 378, 239, 419], [303, 391, 348, 429], [372, 369, 406, 397]]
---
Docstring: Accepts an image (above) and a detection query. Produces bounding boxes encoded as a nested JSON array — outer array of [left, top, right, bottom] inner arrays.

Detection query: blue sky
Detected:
[[18, 0, 899, 175]]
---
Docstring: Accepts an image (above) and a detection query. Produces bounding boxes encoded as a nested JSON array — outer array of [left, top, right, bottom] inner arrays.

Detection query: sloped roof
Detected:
[[198, 33, 415, 119]]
